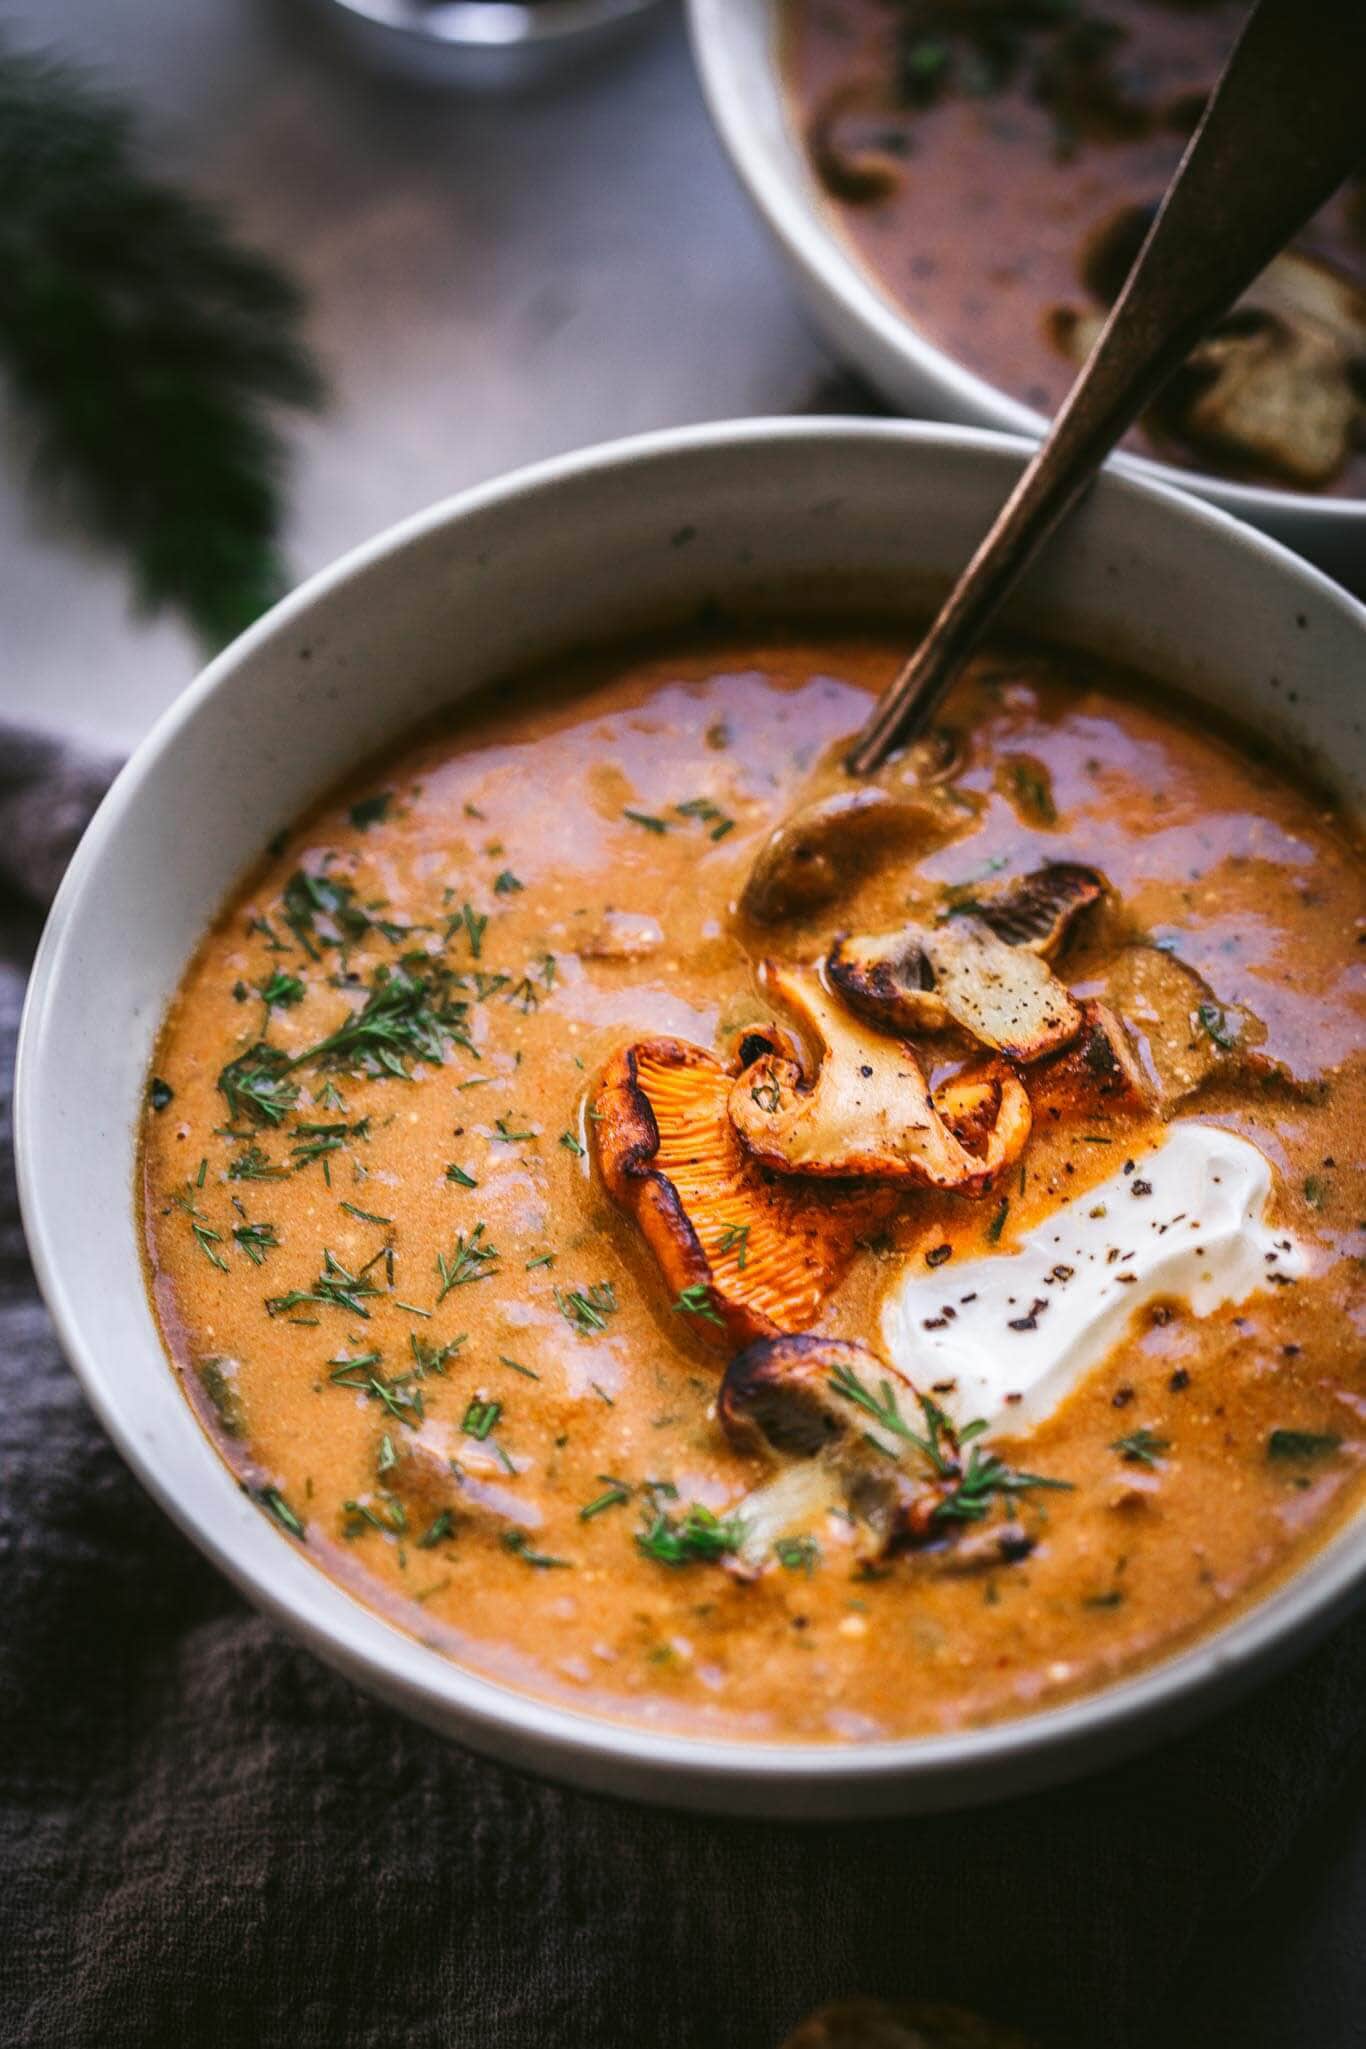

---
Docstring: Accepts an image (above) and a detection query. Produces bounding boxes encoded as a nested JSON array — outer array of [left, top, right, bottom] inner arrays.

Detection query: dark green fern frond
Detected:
[[0, 38, 326, 648]]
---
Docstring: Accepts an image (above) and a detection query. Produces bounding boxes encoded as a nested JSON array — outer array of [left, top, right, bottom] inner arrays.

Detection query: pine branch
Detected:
[[0, 37, 326, 649]]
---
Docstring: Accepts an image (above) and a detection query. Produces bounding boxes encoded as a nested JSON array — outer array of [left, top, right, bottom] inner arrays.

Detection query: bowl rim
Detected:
[[321, 0, 659, 53], [15, 416, 1366, 1812], [686, 0, 1366, 533]]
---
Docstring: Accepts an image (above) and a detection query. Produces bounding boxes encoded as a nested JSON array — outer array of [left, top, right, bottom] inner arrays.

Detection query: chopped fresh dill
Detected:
[[217, 1044, 300, 1128], [340, 1200, 392, 1226], [636, 1503, 743, 1567], [228, 1143, 286, 1181], [579, 1477, 631, 1521], [300, 957, 474, 1079], [986, 1198, 1010, 1244], [328, 1353, 424, 1425], [267, 1248, 379, 1320], [1111, 1427, 1170, 1467], [493, 1116, 536, 1143], [501, 1530, 571, 1569], [191, 1220, 229, 1271], [435, 1222, 499, 1300], [829, 1361, 1071, 1521], [447, 903, 488, 959], [558, 1130, 585, 1157], [1267, 1429, 1341, 1462], [462, 1396, 502, 1441], [774, 1534, 820, 1575], [409, 1332, 466, 1375], [498, 1354, 540, 1381], [445, 1163, 478, 1188], [348, 792, 391, 830], [525, 1251, 556, 1271], [672, 1282, 724, 1329], [675, 796, 736, 841], [289, 1117, 370, 1171], [254, 1487, 306, 1539], [556, 1282, 618, 1334], [231, 1220, 279, 1266], [493, 869, 523, 895], [416, 1510, 455, 1550], [623, 809, 668, 835], [716, 1223, 750, 1270], [257, 969, 305, 1010]]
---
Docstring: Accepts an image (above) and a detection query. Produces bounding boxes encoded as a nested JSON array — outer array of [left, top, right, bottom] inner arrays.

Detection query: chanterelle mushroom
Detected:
[[828, 909, 1084, 1063], [728, 965, 1031, 1190], [592, 1033, 896, 1348]]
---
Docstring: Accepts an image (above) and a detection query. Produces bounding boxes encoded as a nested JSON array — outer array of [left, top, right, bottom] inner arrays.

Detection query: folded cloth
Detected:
[[1, 725, 1363, 2049]]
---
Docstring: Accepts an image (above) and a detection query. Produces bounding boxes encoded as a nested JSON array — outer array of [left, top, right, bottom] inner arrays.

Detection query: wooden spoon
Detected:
[[846, 0, 1366, 778]]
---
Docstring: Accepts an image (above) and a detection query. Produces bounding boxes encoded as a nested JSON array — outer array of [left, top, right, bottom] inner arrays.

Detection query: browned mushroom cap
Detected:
[[739, 739, 967, 927], [828, 916, 1083, 1063], [1061, 205, 1366, 488], [805, 79, 908, 204], [720, 1334, 925, 1564], [1102, 944, 1264, 1115], [965, 861, 1106, 958], [1026, 999, 1153, 1125], [592, 1033, 897, 1349], [728, 965, 1032, 1190]]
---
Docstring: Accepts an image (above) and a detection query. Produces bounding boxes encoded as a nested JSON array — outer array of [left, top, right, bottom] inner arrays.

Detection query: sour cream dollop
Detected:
[[881, 1124, 1303, 1436]]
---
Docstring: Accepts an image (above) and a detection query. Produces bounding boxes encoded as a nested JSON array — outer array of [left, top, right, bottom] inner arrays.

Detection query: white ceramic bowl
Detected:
[[16, 421, 1366, 1817], [687, 0, 1366, 597], [304, 0, 663, 88]]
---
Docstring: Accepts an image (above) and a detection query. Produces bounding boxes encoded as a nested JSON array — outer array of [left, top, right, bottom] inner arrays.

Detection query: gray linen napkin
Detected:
[[1, 719, 1363, 2049]]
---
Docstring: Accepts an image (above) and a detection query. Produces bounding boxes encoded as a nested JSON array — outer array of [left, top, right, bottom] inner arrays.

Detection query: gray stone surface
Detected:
[[0, 0, 826, 749]]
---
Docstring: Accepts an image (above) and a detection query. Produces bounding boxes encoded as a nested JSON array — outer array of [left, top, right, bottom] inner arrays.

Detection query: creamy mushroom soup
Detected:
[[142, 630, 1365, 1742], [784, 0, 1366, 495]]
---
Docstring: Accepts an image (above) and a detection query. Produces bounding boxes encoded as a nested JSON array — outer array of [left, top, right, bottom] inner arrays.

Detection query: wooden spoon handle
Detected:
[[846, 0, 1366, 778]]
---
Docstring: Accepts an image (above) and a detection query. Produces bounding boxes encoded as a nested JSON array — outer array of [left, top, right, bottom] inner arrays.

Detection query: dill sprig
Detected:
[[302, 957, 474, 1079], [328, 1352, 425, 1425], [266, 1247, 379, 1320], [0, 37, 324, 648], [231, 1219, 279, 1266], [555, 1282, 617, 1334], [435, 1222, 499, 1300], [636, 1502, 744, 1567], [829, 1361, 1071, 1523], [217, 1044, 300, 1128]]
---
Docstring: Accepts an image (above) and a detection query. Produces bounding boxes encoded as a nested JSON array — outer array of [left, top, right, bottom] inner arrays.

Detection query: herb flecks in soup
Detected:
[[143, 633, 1366, 1742], [785, 0, 1366, 494]]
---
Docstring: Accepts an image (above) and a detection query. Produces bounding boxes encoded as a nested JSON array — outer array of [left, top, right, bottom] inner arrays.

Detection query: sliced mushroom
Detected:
[[1059, 206, 1366, 488], [964, 861, 1106, 958], [592, 1033, 896, 1348], [720, 1335, 926, 1566], [1102, 944, 1262, 1115], [1026, 999, 1152, 1125], [828, 915, 1083, 1062], [739, 743, 966, 926], [728, 965, 1031, 1190], [806, 79, 908, 204]]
